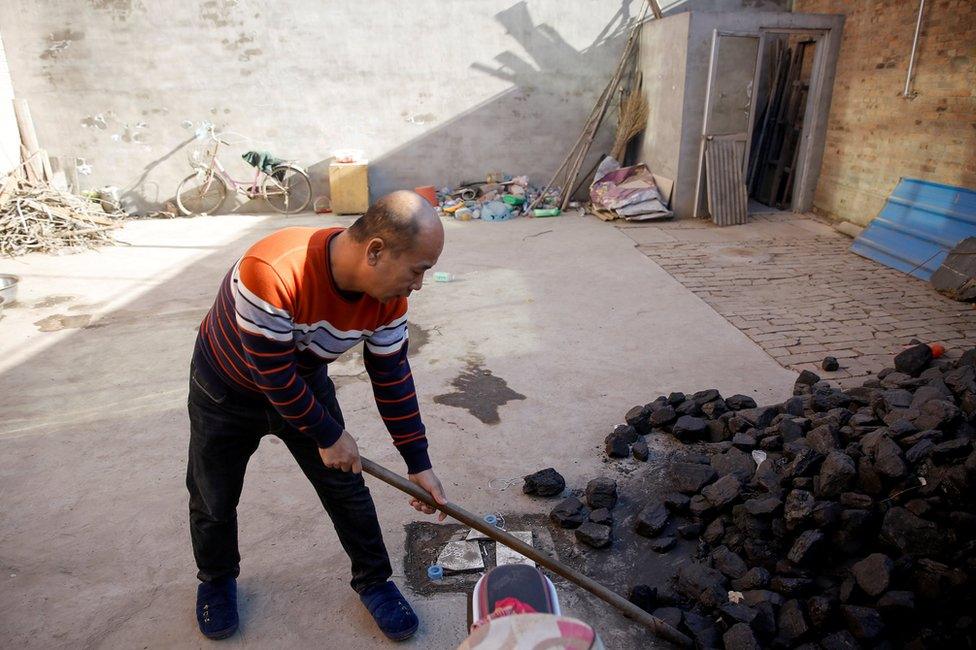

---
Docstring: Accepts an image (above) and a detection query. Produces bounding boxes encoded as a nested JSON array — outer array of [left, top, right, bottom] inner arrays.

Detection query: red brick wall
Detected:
[[794, 0, 976, 225]]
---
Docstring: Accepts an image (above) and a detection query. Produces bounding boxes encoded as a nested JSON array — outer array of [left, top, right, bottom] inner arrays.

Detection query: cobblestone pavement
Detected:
[[616, 213, 976, 385]]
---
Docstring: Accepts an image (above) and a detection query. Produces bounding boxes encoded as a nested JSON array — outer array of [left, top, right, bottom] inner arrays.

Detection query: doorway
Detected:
[[746, 32, 820, 214], [693, 27, 826, 221]]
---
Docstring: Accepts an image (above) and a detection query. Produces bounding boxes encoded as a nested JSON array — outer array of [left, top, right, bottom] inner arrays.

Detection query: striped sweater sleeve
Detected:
[[232, 257, 344, 448], [364, 309, 431, 474]]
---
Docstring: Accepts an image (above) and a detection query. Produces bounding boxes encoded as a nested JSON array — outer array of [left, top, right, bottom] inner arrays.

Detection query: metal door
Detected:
[[694, 31, 761, 219]]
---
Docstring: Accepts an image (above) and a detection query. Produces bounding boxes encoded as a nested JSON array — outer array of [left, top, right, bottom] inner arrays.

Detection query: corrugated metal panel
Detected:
[[850, 178, 976, 281], [705, 136, 748, 227]]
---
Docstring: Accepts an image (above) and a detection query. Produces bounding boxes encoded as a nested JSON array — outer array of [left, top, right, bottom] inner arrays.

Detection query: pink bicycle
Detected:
[[176, 125, 312, 215]]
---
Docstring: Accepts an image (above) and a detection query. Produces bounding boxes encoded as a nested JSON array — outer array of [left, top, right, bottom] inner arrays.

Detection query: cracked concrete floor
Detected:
[[0, 213, 794, 648]]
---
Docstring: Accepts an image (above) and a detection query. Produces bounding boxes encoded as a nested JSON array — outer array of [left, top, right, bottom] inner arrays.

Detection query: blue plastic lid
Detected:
[[427, 564, 444, 581]]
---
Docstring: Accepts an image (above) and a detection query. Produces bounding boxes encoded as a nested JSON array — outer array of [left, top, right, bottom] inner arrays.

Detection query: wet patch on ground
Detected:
[[712, 246, 776, 265], [68, 301, 107, 312], [433, 357, 526, 424], [29, 295, 76, 309], [32, 304, 209, 333], [80, 308, 205, 330], [33, 313, 92, 331], [407, 321, 431, 356]]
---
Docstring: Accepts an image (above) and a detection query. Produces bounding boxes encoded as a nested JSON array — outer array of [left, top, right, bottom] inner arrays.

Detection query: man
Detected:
[[186, 190, 447, 642]]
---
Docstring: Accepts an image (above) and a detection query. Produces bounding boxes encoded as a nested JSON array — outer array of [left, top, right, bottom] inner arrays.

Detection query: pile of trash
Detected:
[[435, 174, 562, 222], [588, 156, 672, 222]]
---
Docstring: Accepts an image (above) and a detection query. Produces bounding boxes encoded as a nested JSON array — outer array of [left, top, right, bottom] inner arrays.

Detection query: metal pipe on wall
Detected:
[[903, 0, 926, 98]]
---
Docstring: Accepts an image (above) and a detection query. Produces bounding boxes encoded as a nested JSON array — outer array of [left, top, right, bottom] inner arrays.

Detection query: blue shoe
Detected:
[[196, 577, 239, 640], [359, 581, 419, 641]]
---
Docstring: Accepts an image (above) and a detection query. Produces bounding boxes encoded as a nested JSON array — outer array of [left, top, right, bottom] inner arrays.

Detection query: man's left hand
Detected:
[[408, 469, 448, 522]]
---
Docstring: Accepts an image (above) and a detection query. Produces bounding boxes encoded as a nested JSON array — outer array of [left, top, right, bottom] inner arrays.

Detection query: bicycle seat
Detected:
[[242, 150, 287, 174]]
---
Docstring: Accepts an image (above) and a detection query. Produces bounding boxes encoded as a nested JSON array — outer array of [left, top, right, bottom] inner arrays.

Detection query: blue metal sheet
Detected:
[[850, 178, 976, 281]]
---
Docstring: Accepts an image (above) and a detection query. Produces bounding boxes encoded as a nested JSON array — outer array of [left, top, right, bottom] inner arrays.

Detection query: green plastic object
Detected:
[[502, 194, 525, 206], [533, 208, 561, 217]]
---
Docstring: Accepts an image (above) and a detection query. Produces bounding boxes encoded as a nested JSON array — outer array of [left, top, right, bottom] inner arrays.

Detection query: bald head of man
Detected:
[[335, 190, 445, 302]]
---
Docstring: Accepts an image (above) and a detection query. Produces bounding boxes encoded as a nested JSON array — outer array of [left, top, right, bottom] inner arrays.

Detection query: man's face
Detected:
[[364, 228, 444, 302]]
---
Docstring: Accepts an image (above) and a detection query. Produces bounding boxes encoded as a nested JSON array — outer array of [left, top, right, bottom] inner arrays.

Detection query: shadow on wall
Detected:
[[661, 0, 790, 10], [129, 1, 636, 214], [355, 0, 791, 202], [361, 1, 632, 201], [121, 0, 790, 213]]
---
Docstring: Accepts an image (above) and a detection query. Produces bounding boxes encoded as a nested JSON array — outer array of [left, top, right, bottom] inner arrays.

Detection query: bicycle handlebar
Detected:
[[204, 124, 231, 146]]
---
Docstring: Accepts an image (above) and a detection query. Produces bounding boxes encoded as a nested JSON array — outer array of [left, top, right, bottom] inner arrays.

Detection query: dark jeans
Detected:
[[186, 357, 393, 592]]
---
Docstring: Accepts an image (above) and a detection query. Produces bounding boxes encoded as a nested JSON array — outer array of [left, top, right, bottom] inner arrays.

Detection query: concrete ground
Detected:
[[620, 212, 976, 384], [0, 213, 794, 649]]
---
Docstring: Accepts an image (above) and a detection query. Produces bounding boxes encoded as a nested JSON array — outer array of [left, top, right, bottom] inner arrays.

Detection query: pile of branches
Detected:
[[0, 175, 124, 257]]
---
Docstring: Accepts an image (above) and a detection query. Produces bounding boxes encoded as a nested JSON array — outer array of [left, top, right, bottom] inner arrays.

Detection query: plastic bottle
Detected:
[[533, 208, 561, 217]]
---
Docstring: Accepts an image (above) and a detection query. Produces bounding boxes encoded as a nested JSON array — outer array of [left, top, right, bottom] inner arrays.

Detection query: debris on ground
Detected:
[[603, 342, 976, 648], [428, 525, 537, 579], [495, 531, 535, 567], [434, 174, 562, 222], [0, 176, 124, 256], [436, 539, 484, 574], [589, 156, 672, 222]]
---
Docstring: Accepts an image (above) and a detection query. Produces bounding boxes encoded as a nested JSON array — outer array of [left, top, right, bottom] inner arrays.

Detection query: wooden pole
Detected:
[[526, 77, 616, 212], [48, 155, 68, 191], [13, 99, 44, 181], [63, 156, 80, 194], [361, 457, 693, 648], [560, 15, 646, 210], [528, 1, 654, 213]]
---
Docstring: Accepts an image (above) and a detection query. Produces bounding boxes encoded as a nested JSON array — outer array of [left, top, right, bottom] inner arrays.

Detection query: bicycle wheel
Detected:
[[262, 164, 312, 214], [176, 171, 228, 216]]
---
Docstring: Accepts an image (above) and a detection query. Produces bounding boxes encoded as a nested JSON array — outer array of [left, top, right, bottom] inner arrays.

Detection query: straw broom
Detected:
[[610, 75, 648, 162]]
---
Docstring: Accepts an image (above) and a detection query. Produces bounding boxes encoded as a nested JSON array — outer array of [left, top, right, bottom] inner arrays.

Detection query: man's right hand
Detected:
[[319, 430, 362, 473]]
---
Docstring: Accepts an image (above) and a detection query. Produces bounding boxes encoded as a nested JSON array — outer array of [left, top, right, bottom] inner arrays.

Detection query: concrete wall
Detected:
[[0, 0, 646, 213], [661, 0, 791, 11], [794, 0, 976, 226], [0, 34, 19, 177], [636, 13, 690, 181]]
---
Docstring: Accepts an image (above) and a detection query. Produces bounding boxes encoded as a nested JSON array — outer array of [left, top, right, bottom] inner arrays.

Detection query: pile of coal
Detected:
[[616, 344, 975, 648], [549, 477, 620, 550]]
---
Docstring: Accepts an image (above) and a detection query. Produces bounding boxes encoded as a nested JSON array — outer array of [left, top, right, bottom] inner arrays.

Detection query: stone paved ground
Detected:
[[615, 213, 976, 385]]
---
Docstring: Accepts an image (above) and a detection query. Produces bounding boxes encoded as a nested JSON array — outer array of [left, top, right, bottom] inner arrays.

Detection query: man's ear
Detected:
[[366, 238, 385, 266]]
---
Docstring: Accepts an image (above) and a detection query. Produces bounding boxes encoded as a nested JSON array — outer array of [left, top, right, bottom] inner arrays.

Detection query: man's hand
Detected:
[[318, 430, 362, 473], [408, 469, 448, 522]]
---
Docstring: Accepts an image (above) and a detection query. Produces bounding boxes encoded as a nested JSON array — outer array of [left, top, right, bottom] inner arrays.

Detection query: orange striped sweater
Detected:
[[194, 226, 430, 473]]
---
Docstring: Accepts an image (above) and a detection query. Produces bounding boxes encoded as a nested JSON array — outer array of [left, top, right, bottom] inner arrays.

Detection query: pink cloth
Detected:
[[590, 163, 661, 211]]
